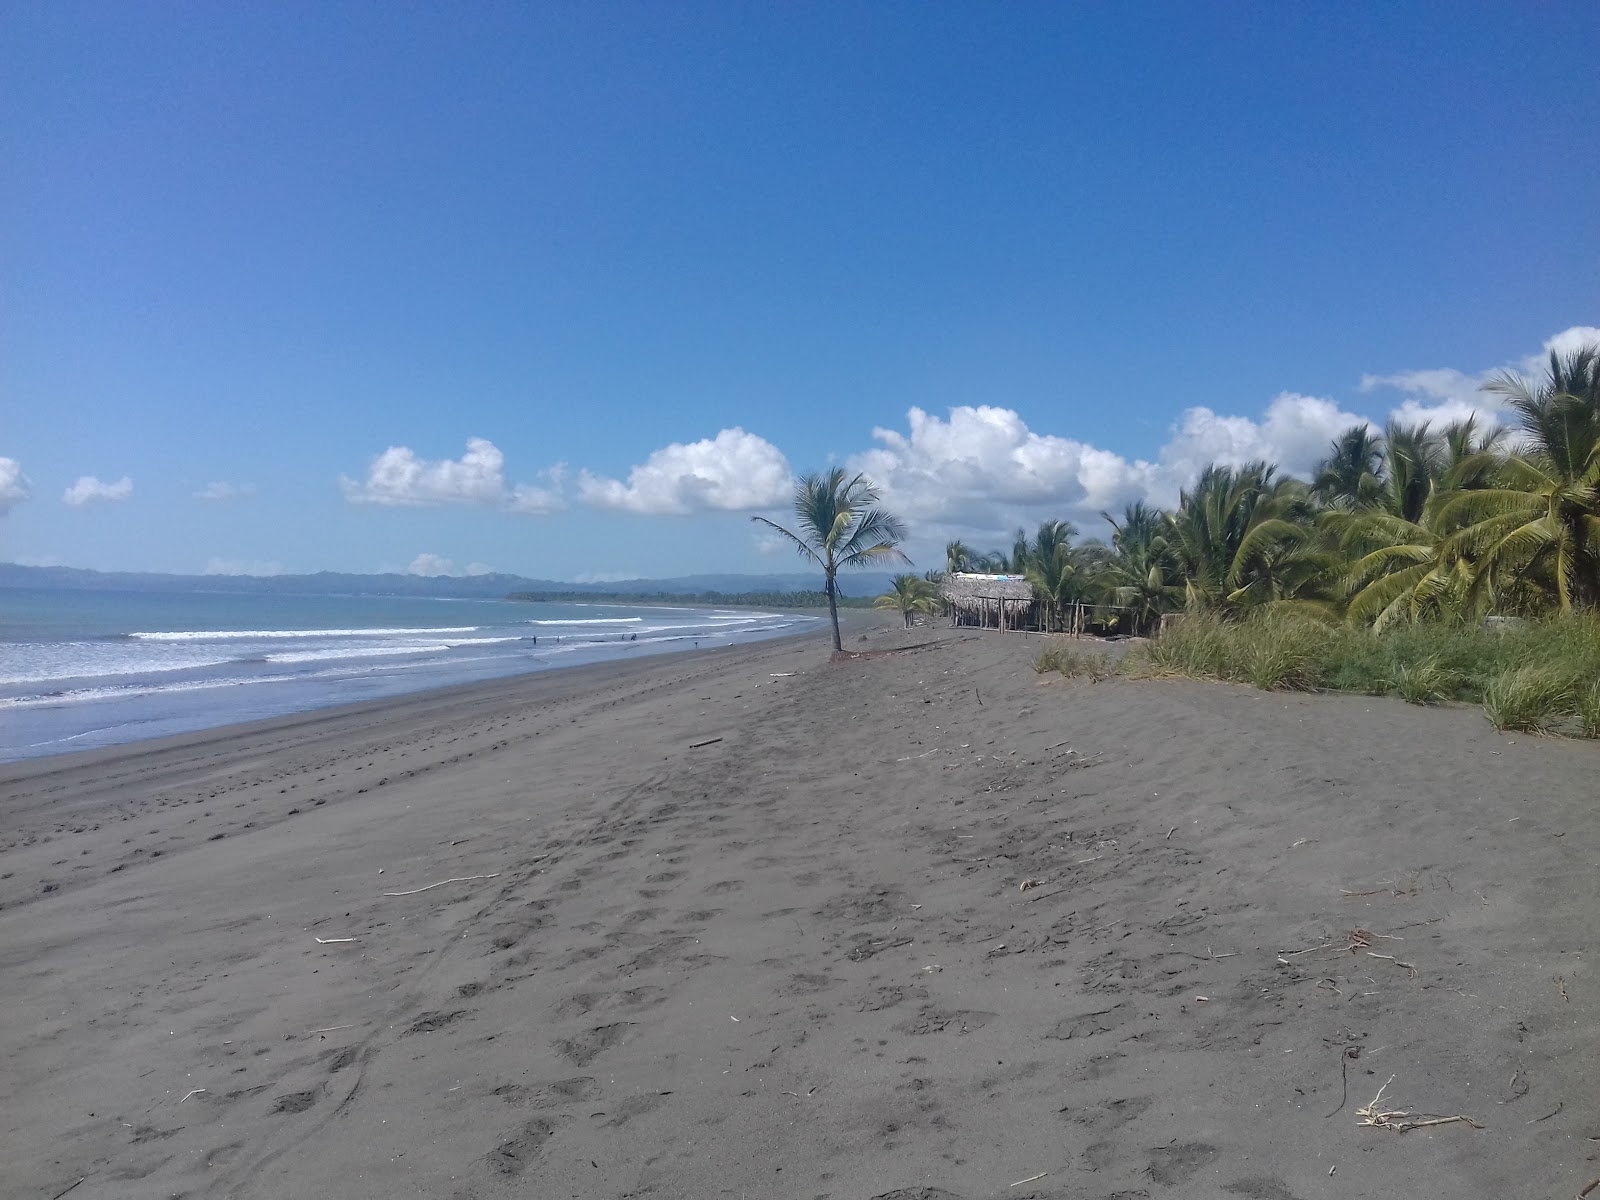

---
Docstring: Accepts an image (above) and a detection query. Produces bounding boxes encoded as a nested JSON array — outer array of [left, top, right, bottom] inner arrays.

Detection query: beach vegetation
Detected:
[[875, 573, 941, 627], [753, 468, 910, 651], [950, 337, 1600, 737]]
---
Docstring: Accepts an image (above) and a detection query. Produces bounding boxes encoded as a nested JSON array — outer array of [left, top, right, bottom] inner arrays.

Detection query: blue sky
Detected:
[[3, 2, 1597, 580]]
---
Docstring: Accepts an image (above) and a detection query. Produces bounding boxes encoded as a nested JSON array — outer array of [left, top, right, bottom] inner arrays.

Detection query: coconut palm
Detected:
[[1440, 345, 1600, 611], [875, 573, 939, 627], [1334, 416, 1514, 627], [1312, 425, 1384, 508], [1021, 519, 1082, 631], [945, 540, 976, 574], [1101, 502, 1183, 635], [752, 469, 910, 650], [1166, 463, 1333, 615]]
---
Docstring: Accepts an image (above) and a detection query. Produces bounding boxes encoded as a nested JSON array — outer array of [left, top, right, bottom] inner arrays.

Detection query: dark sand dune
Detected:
[[1, 616, 1595, 1199]]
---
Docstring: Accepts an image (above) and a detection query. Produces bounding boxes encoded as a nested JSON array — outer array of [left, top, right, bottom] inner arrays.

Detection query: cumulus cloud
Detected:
[[203, 558, 285, 576], [507, 465, 566, 515], [847, 393, 1386, 547], [340, 438, 565, 513], [408, 553, 457, 576], [1150, 392, 1370, 504], [194, 481, 255, 501], [847, 405, 1155, 533], [0, 457, 30, 515], [570, 570, 637, 584], [62, 475, 133, 507], [579, 428, 793, 515], [464, 562, 495, 576], [1361, 325, 1600, 428]]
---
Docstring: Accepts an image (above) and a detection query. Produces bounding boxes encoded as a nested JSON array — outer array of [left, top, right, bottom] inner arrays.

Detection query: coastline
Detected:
[[1, 614, 1595, 1199], [0, 599, 825, 766]]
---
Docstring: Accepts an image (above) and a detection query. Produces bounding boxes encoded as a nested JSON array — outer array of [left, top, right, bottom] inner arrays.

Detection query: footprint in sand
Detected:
[[269, 1091, 317, 1114], [487, 1117, 558, 1175], [555, 1022, 633, 1066], [406, 1010, 466, 1035], [1147, 1142, 1220, 1186]]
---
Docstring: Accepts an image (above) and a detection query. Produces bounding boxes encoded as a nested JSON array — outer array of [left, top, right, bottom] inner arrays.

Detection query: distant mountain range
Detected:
[[0, 562, 901, 601]]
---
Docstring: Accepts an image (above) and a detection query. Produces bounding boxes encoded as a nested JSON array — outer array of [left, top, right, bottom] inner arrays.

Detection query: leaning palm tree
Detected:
[[1441, 345, 1600, 612], [945, 540, 976, 575], [875, 573, 939, 628], [753, 469, 910, 650]]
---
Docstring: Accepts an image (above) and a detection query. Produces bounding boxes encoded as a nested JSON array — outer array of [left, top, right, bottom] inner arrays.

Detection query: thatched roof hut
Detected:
[[940, 572, 1036, 630]]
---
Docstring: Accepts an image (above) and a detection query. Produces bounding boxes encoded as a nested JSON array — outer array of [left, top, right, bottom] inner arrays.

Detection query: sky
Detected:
[[2, 2, 1597, 581]]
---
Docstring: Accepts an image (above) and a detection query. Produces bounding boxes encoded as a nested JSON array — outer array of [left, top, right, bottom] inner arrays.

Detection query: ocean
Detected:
[[0, 586, 820, 763]]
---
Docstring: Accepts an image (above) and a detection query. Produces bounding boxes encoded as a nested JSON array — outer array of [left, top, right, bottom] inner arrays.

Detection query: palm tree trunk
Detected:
[[826, 570, 842, 651]]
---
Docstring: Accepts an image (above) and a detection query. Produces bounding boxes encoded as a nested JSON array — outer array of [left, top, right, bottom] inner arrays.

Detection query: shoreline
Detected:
[[1, 616, 1594, 1199], [0, 606, 828, 769]]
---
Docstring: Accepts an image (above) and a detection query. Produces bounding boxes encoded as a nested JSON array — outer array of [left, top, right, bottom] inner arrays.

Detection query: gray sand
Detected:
[[1, 616, 1595, 1198]]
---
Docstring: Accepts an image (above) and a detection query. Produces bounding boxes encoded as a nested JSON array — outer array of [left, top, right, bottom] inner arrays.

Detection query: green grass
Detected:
[[1033, 641, 1115, 681], [1481, 664, 1575, 733], [1126, 611, 1600, 737]]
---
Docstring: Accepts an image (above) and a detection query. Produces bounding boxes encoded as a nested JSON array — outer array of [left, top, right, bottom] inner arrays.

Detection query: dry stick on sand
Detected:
[[382, 873, 500, 897], [688, 737, 723, 749], [1283, 928, 1399, 958], [314, 936, 358, 944], [1577, 1179, 1600, 1200], [1009, 1172, 1048, 1187], [1356, 1076, 1483, 1134]]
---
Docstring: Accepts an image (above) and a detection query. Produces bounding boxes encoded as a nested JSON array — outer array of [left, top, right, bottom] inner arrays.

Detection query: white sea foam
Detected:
[[129, 626, 481, 641], [524, 617, 643, 626], [0, 653, 239, 686], [265, 644, 453, 664]]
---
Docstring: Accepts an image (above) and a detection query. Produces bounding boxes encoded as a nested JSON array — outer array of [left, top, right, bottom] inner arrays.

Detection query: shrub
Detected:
[[1576, 679, 1600, 739], [1392, 658, 1454, 705], [1481, 664, 1576, 733], [1034, 641, 1114, 680]]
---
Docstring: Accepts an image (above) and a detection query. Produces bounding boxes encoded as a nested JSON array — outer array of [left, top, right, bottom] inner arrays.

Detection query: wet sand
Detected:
[[1, 614, 1596, 1199]]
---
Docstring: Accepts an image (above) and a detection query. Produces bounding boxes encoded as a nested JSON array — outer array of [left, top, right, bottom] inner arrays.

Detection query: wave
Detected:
[[128, 626, 482, 641], [0, 675, 270, 709], [524, 617, 643, 626], [0, 655, 240, 686], [265, 644, 453, 664]]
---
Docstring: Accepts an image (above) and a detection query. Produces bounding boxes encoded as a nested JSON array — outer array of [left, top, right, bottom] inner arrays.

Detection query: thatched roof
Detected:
[[941, 572, 1034, 601], [940, 572, 1035, 618]]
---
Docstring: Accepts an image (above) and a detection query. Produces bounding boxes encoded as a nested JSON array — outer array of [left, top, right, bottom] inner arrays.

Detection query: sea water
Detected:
[[0, 587, 819, 762]]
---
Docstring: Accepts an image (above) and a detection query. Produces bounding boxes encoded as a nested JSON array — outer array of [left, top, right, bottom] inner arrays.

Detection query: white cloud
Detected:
[[464, 562, 495, 576], [203, 558, 285, 576], [848, 405, 1158, 532], [0, 457, 30, 515], [1151, 392, 1370, 503], [408, 553, 457, 576], [570, 570, 637, 584], [851, 394, 1371, 549], [194, 481, 255, 501], [1361, 325, 1600, 429], [507, 464, 566, 515], [340, 438, 564, 513], [578, 428, 793, 514], [1544, 325, 1600, 359], [62, 475, 133, 507]]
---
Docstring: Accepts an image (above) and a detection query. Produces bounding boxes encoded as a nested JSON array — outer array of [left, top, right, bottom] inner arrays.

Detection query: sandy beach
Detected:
[[1, 614, 1595, 1200]]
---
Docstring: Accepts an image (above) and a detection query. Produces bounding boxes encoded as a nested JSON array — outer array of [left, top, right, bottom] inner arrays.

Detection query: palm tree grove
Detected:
[[861, 344, 1600, 734]]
